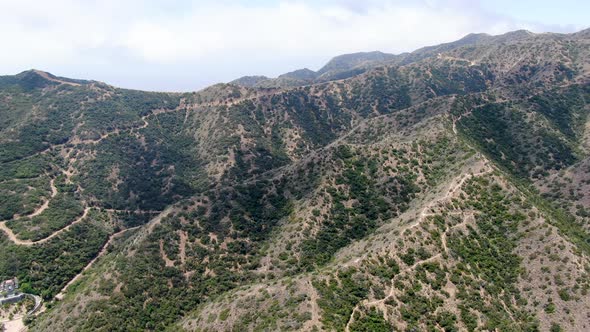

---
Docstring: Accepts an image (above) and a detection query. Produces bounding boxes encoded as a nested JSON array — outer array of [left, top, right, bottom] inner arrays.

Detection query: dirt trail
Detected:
[[145, 206, 175, 234], [0, 207, 90, 246], [55, 206, 174, 300], [159, 239, 175, 267], [0, 206, 163, 246], [405, 167, 492, 232], [5, 111, 152, 165], [436, 53, 477, 66], [301, 280, 322, 330], [195, 90, 278, 109], [73, 116, 149, 146], [344, 250, 444, 332], [33, 70, 81, 86], [102, 208, 161, 214], [344, 166, 492, 331], [0, 177, 70, 245], [55, 225, 141, 300], [178, 230, 187, 265], [239, 96, 457, 188], [28, 178, 57, 218], [341, 166, 490, 269]]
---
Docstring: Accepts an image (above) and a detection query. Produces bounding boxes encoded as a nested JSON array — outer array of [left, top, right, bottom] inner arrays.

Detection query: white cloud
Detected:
[[117, 1, 491, 63], [0, 0, 583, 90]]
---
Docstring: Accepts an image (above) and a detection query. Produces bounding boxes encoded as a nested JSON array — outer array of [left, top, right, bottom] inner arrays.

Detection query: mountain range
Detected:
[[0, 28, 589, 331]]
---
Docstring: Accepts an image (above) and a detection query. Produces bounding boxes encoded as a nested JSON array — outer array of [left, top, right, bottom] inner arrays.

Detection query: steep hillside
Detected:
[[0, 29, 588, 332], [180, 156, 590, 331]]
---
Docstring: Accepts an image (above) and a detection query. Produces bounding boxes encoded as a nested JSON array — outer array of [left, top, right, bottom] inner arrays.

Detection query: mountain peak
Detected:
[[498, 29, 535, 41], [4, 69, 61, 90], [229, 75, 269, 87], [16, 68, 52, 78], [278, 68, 317, 81], [15, 69, 89, 88], [573, 27, 590, 37], [317, 51, 397, 75], [458, 32, 491, 44]]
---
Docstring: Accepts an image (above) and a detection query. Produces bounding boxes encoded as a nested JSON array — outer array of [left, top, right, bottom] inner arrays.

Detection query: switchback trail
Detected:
[[0, 202, 161, 246], [344, 165, 493, 332], [0, 207, 90, 246], [26, 177, 57, 219]]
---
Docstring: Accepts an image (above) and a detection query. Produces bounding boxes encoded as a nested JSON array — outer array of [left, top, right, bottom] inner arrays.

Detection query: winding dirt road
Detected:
[[27, 178, 57, 219], [0, 207, 90, 246]]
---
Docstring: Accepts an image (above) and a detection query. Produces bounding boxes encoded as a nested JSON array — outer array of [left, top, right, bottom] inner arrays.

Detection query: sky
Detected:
[[0, 0, 587, 91]]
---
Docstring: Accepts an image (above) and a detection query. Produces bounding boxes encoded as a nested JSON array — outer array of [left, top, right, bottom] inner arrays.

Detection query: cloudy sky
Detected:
[[0, 0, 587, 91]]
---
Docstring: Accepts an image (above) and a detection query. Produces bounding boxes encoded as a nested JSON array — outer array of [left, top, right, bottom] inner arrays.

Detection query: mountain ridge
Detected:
[[228, 28, 589, 90], [0, 28, 588, 332], [8, 28, 588, 93]]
